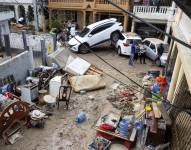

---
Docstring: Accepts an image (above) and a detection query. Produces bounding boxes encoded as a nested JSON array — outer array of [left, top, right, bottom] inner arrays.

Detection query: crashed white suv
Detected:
[[68, 18, 123, 53]]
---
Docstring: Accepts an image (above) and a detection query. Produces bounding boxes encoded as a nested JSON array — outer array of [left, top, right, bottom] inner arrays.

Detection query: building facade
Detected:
[[131, 0, 174, 42], [0, 0, 48, 30], [48, 0, 130, 31], [0, 10, 14, 35], [166, 1, 191, 148]]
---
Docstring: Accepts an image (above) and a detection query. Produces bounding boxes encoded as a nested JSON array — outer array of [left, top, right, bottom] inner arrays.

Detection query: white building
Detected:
[[0, 10, 14, 35], [131, 0, 175, 43], [0, 0, 47, 30]]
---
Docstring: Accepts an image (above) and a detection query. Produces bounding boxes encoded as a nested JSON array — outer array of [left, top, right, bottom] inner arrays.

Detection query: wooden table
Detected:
[[95, 127, 137, 142]]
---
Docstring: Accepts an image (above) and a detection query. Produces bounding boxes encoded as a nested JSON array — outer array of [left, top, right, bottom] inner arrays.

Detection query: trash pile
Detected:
[[107, 83, 138, 116], [0, 49, 106, 145]]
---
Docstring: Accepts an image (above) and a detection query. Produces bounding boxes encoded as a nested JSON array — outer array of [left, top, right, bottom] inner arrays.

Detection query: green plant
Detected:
[[27, 6, 34, 22], [49, 20, 61, 31]]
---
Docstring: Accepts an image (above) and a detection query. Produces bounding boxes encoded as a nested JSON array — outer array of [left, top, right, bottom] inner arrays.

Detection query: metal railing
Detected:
[[49, 0, 84, 3], [133, 6, 169, 14], [95, 0, 128, 5]]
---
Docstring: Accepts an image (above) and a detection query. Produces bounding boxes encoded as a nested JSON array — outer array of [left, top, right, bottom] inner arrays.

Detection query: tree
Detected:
[[27, 6, 34, 23], [49, 20, 61, 31]]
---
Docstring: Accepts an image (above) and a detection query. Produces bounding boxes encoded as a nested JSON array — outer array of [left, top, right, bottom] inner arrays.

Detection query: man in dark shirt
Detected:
[[157, 43, 164, 59], [129, 40, 136, 66]]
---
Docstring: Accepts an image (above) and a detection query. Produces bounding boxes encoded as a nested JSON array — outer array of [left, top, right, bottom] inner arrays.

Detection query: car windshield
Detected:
[[78, 27, 90, 37]]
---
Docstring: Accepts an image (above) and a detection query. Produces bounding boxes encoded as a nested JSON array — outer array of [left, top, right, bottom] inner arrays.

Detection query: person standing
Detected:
[[139, 43, 146, 64], [129, 40, 136, 66], [157, 43, 164, 59]]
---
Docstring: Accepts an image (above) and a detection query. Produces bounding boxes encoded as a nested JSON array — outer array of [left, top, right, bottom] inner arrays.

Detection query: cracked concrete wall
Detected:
[[0, 50, 34, 84]]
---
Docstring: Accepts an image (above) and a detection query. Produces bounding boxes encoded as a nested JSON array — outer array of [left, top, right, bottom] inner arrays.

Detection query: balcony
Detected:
[[0, 11, 14, 22], [133, 6, 172, 23], [49, 0, 84, 9], [48, 0, 129, 11], [94, 0, 129, 11]]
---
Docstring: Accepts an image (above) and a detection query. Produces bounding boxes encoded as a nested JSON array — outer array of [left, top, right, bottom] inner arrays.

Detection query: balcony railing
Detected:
[[94, 0, 128, 11], [133, 6, 171, 21], [49, 0, 84, 9], [0, 11, 14, 21], [48, 0, 129, 11]]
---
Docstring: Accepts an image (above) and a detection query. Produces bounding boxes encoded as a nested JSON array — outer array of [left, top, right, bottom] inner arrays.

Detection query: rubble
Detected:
[[107, 84, 138, 116]]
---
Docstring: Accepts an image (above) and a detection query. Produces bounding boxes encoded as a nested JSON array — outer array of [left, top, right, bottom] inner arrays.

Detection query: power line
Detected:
[[106, 0, 191, 50]]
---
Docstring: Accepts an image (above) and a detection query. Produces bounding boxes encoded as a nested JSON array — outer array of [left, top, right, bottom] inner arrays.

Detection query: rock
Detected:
[[88, 95, 95, 100]]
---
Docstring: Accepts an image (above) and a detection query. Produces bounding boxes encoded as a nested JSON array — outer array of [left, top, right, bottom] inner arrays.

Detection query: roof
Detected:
[[87, 18, 117, 29], [144, 38, 164, 44], [174, 0, 191, 18]]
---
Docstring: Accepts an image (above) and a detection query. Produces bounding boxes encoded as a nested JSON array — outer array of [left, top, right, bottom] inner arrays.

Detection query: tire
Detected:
[[155, 59, 161, 66], [111, 31, 120, 43], [118, 47, 122, 55], [79, 44, 89, 54]]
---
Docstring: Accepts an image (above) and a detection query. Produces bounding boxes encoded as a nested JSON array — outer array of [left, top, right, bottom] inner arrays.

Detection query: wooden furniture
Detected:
[[0, 95, 29, 143], [95, 127, 137, 142], [56, 73, 72, 110]]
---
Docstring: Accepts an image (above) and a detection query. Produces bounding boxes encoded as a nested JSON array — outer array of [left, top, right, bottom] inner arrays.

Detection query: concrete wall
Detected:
[[1, 33, 54, 53], [0, 51, 34, 84], [0, 20, 10, 35]]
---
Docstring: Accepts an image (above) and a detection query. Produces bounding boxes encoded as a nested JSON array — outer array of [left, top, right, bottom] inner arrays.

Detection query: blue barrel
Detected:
[[118, 119, 129, 137]]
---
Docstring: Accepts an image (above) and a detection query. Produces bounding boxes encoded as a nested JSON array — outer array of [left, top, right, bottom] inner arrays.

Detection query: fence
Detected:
[[2, 32, 55, 54]]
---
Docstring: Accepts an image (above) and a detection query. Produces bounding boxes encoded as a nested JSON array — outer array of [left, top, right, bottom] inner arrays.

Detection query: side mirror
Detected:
[[88, 34, 93, 37]]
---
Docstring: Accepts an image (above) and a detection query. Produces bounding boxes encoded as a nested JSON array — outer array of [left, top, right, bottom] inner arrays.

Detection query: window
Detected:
[[90, 23, 114, 35], [150, 43, 156, 52], [79, 27, 90, 37], [143, 40, 150, 46]]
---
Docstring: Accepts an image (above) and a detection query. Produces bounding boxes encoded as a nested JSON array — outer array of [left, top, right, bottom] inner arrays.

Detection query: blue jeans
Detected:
[[129, 54, 134, 66]]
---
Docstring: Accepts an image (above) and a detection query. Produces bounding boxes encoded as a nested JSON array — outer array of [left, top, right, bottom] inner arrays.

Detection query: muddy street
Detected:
[[0, 47, 162, 150]]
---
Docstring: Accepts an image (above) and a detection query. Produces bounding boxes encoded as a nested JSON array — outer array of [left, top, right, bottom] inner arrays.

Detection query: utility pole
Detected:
[[41, 0, 46, 32], [33, 0, 39, 32]]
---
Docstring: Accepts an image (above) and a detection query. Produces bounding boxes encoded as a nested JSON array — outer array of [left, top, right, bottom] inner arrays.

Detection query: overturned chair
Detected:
[[56, 73, 72, 110]]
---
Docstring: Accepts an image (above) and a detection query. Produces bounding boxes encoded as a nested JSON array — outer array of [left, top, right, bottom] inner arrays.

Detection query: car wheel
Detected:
[[111, 31, 120, 43], [155, 59, 161, 66], [79, 44, 89, 54], [118, 47, 122, 55]]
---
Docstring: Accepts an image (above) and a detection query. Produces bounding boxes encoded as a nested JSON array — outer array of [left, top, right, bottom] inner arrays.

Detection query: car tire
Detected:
[[118, 47, 122, 55], [111, 31, 120, 44], [155, 59, 161, 66], [79, 44, 89, 54]]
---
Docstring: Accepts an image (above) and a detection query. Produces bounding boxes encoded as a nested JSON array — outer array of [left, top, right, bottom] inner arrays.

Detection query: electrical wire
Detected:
[[106, 0, 191, 50]]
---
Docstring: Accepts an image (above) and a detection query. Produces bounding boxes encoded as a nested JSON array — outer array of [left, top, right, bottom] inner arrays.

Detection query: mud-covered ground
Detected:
[[0, 47, 162, 150]]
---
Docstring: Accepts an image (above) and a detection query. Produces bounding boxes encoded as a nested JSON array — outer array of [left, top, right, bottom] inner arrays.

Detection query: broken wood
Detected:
[[157, 101, 172, 126], [152, 102, 161, 118]]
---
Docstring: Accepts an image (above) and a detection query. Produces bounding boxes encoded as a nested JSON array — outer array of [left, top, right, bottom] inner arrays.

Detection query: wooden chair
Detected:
[[56, 73, 72, 110]]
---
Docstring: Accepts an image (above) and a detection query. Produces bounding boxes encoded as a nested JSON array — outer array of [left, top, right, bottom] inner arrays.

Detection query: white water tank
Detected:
[[49, 76, 62, 98]]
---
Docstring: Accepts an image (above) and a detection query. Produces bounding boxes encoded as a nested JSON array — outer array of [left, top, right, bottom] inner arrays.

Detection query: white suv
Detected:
[[68, 18, 123, 53], [115, 32, 142, 56]]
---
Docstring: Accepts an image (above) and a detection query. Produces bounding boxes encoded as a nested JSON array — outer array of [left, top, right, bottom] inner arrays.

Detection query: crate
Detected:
[[88, 137, 111, 150]]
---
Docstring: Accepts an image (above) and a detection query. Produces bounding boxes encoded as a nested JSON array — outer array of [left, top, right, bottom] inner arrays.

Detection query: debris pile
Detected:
[[107, 83, 138, 116]]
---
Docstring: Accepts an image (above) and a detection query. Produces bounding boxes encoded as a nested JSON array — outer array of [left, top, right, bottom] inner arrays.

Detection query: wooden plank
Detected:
[[95, 127, 133, 141], [152, 102, 161, 118], [157, 101, 172, 125], [130, 128, 137, 142], [149, 111, 158, 134]]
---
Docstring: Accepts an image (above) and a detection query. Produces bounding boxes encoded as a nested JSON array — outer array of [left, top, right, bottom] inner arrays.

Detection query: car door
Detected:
[[87, 23, 114, 46], [149, 43, 158, 60], [143, 40, 151, 58]]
